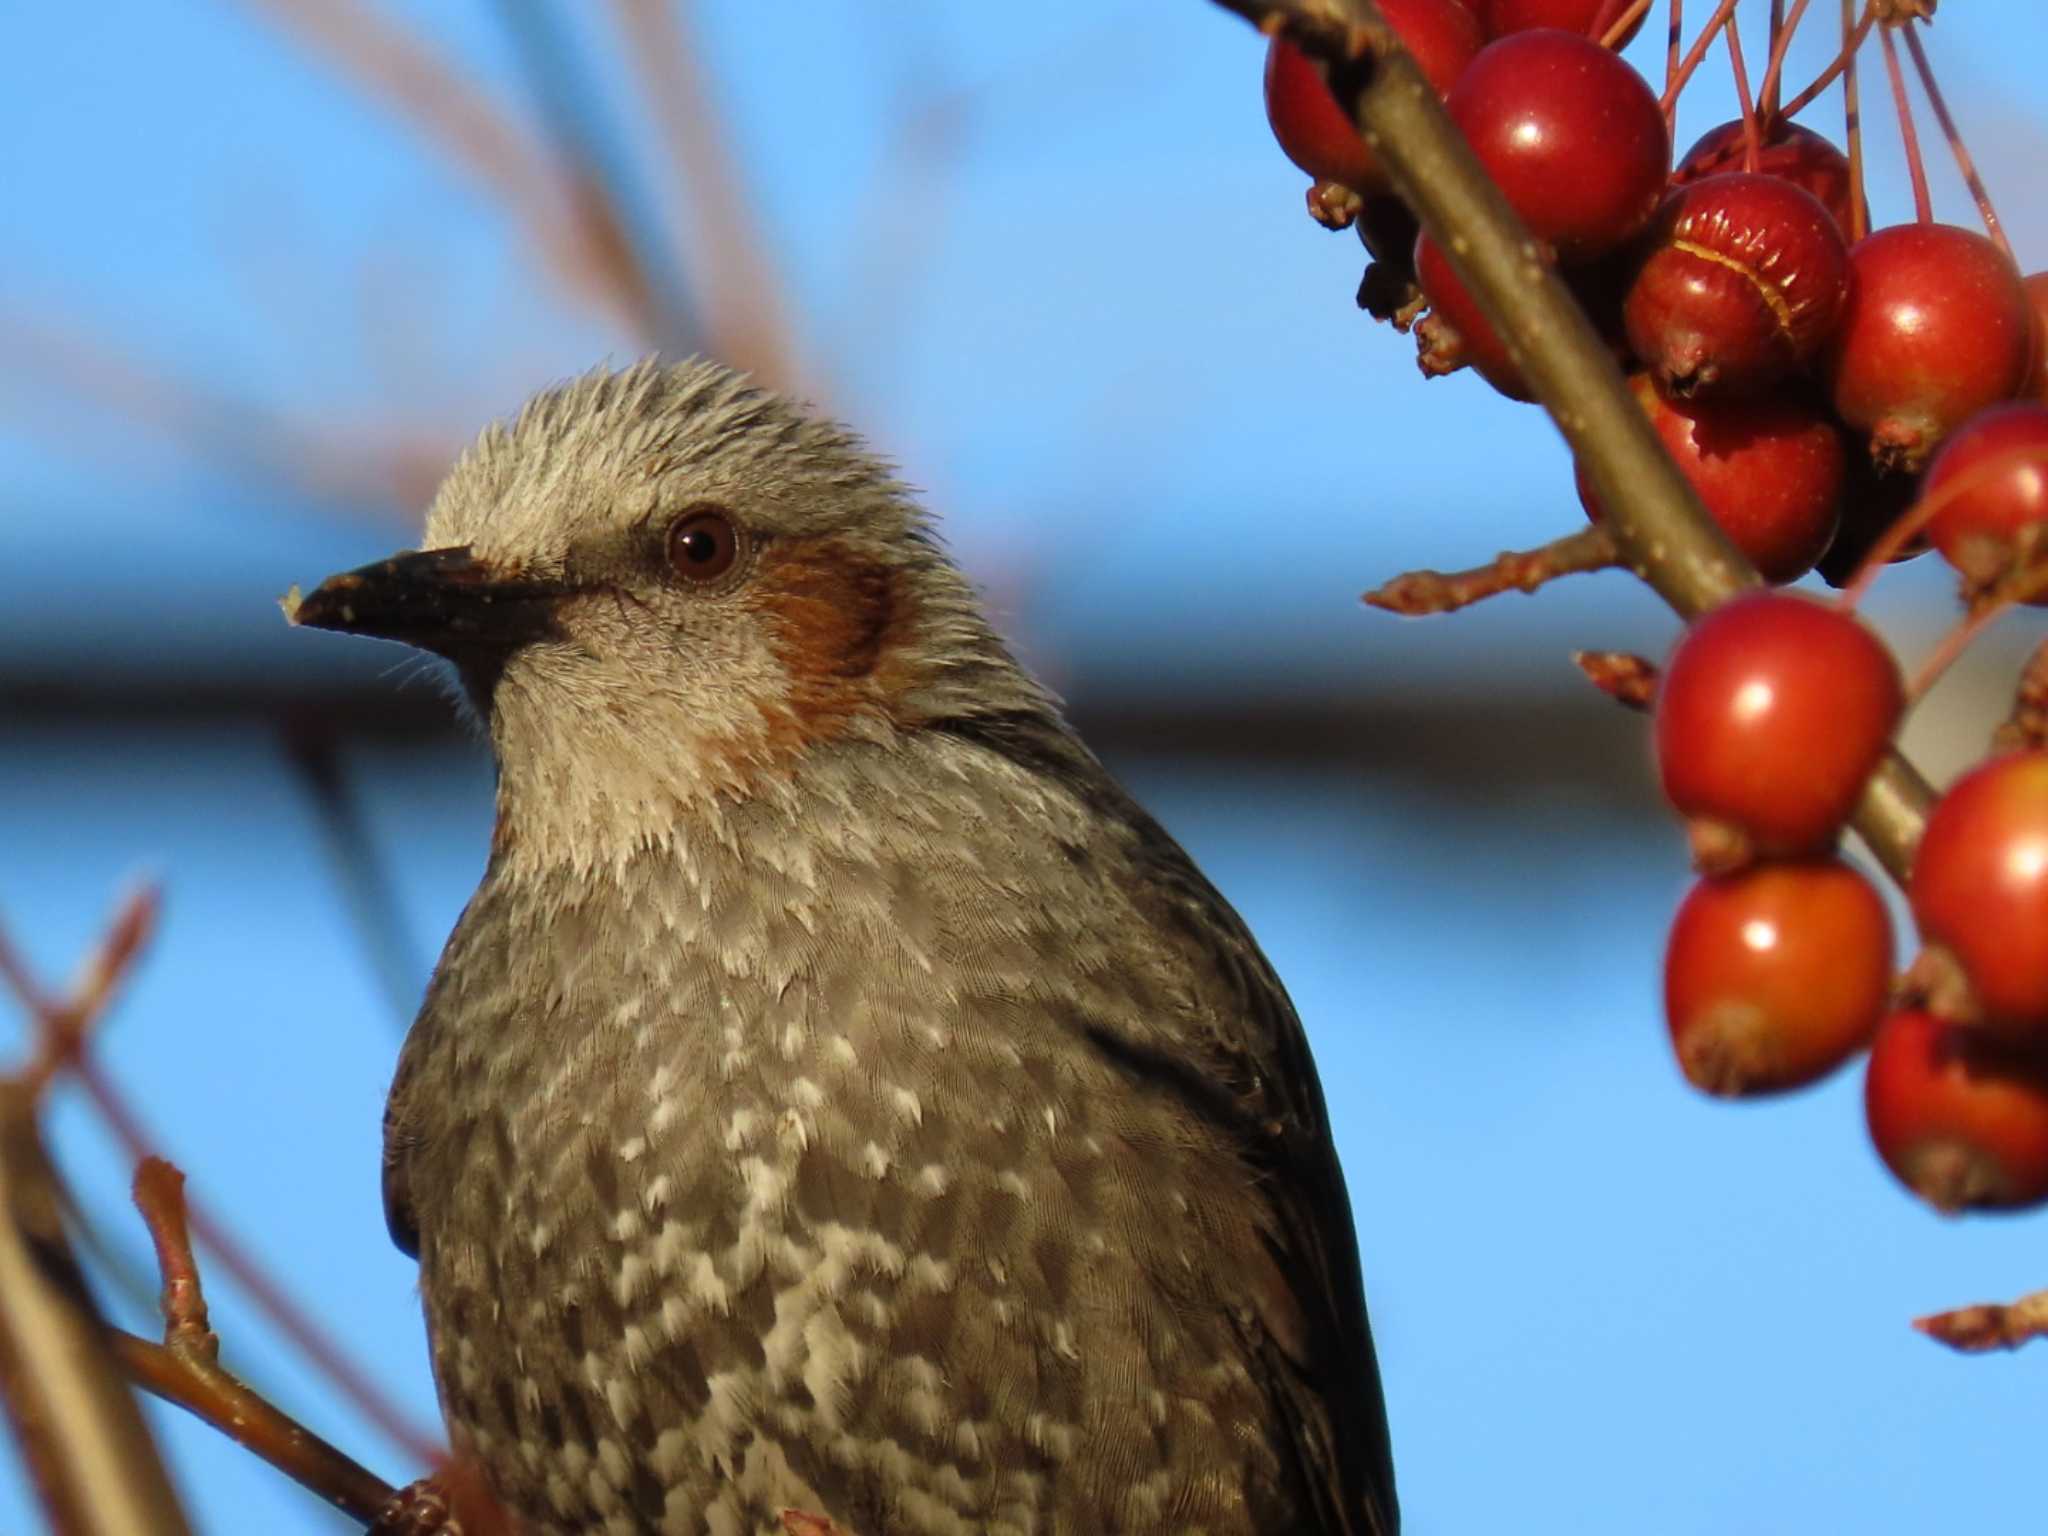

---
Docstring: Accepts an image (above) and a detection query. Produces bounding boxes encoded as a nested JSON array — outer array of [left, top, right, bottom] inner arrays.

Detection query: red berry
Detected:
[[1655, 591, 1901, 862], [1910, 751, 2048, 1033], [1664, 859, 1893, 1095], [1814, 455, 1926, 587], [1865, 1009, 2048, 1213], [1479, 0, 1645, 45], [1622, 174, 1849, 397], [1674, 119, 1858, 234], [1263, 2, 1484, 193], [1918, 403, 2048, 592], [1445, 30, 1669, 260], [1578, 376, 1844, 582], [2024, 271, 2048, 404], [1825, 223, 2033, 473]]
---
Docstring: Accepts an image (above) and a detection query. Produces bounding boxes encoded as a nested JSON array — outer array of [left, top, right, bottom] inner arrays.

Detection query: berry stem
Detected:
[[1839, 444, 2048, 609], [1841, 0, 1869, 242], [1666, 0, 1684, 96], [1755, 0, 1815, 128], [1878, 22, 1933, 225], [1901, 22, 2014, 263], [1725, 12, 1761, 170], [1907, 558, 2048, 706], [1364, 526, 1619, 614], [1599, 0, 1655, 50], [1778, 1, 1875, 123], [1660, 0, 1743, 119]]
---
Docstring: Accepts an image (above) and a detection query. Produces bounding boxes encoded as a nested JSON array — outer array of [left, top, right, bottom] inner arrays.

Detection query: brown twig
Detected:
[[1365, 526, 1620, 614], [232, 0, 659, 344], [0, 309, 433, 515], [1914, 1287, 2048, 1353], [1572, 650, 1660, 711], [0, 1081, 193, 1535], [0, 897, 446, 1469], [1205, 0, 1933, 884], [117, 1159, 397, 1522], [607, 0, 802, 389]]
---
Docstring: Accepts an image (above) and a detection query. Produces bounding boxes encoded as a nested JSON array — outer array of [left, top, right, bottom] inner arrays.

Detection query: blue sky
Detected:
[[3, 2, 2047, 1532]]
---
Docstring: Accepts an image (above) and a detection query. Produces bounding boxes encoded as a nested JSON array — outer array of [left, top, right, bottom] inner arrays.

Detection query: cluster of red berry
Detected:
[[1263, 2, 2048, 1216]]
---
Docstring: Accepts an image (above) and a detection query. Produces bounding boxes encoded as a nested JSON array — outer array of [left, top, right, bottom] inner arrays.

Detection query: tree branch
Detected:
[[115, 1158, 398, 1523], [0, 1081, 193, 1535]]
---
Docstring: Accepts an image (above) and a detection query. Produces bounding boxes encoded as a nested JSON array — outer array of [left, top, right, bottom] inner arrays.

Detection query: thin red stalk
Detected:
[[1779, 2, 1874, 122], [1909, 560, 2048, 703], [1598, 0, 1653, 49], [1666, 0, 1684, 95], [1901, 22, 2013, 262], [1660, 0, 1742, 117], [1756, 0, 1815, 127], [1841, 0, 1868, 241], [1878, 23, 1932, 224], [1838, 444, 2048, 608], [1726, 13, 1760, 169]]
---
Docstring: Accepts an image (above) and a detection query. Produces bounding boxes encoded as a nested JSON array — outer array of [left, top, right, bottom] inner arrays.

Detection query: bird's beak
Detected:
[[286, 546, 567, 654]]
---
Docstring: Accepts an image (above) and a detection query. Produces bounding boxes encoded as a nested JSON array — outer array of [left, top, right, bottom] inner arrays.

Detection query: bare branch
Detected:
[[0, 1081, 192, 1535], [1365, 527, 1619, 615], [1915, 1287, 2048, 1353], [1572, 650, 1660, 711], [608, 0, 802, 388], [114, 1158, 399, 1522]]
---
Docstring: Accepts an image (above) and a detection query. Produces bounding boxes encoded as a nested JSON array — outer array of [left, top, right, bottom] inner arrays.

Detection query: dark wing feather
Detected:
[[932, 710, 1400, 1536]]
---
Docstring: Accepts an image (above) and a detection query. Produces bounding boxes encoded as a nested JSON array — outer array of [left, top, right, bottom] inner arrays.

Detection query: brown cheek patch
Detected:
[[753, 538, 922, 749]]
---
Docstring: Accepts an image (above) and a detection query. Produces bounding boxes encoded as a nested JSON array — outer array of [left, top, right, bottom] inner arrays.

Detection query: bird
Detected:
[[290, 359, 1398, 1536]]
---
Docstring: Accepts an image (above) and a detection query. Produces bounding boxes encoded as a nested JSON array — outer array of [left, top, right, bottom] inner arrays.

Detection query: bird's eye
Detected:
[[665, 506, 742, 583]]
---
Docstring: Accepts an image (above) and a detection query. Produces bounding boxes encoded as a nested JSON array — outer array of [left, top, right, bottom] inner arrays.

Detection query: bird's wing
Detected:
[[1107, 801, 1399, 1536], [932, 710, 1398, 1536]]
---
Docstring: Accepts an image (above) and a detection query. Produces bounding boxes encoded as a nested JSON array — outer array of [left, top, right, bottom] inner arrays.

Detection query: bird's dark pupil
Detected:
[[683, 531, 715, 561]]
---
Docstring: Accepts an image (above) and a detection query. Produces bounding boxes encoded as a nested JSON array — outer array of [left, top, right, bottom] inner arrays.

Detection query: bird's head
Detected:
[[291, 360, 1046, 868]]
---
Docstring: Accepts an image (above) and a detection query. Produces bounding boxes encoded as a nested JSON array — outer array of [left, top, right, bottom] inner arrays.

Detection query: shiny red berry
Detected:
[[1866, 1009, 2048, 1213], [1655, 592, 1901, 862], [1622, 174, 1849, 397], [2024, 271, 2048, 404], [1826, 223, 2033, 473], [1673, 119, 1858, 234], [1911, 751, 2048, 1034], [1445, 29, 1669, 260], [1664, 858, 1892, 1095], [1918, 403, 2048, 593], [1263, 2, 1484, 193], [1579, 376, 1843, 582]]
